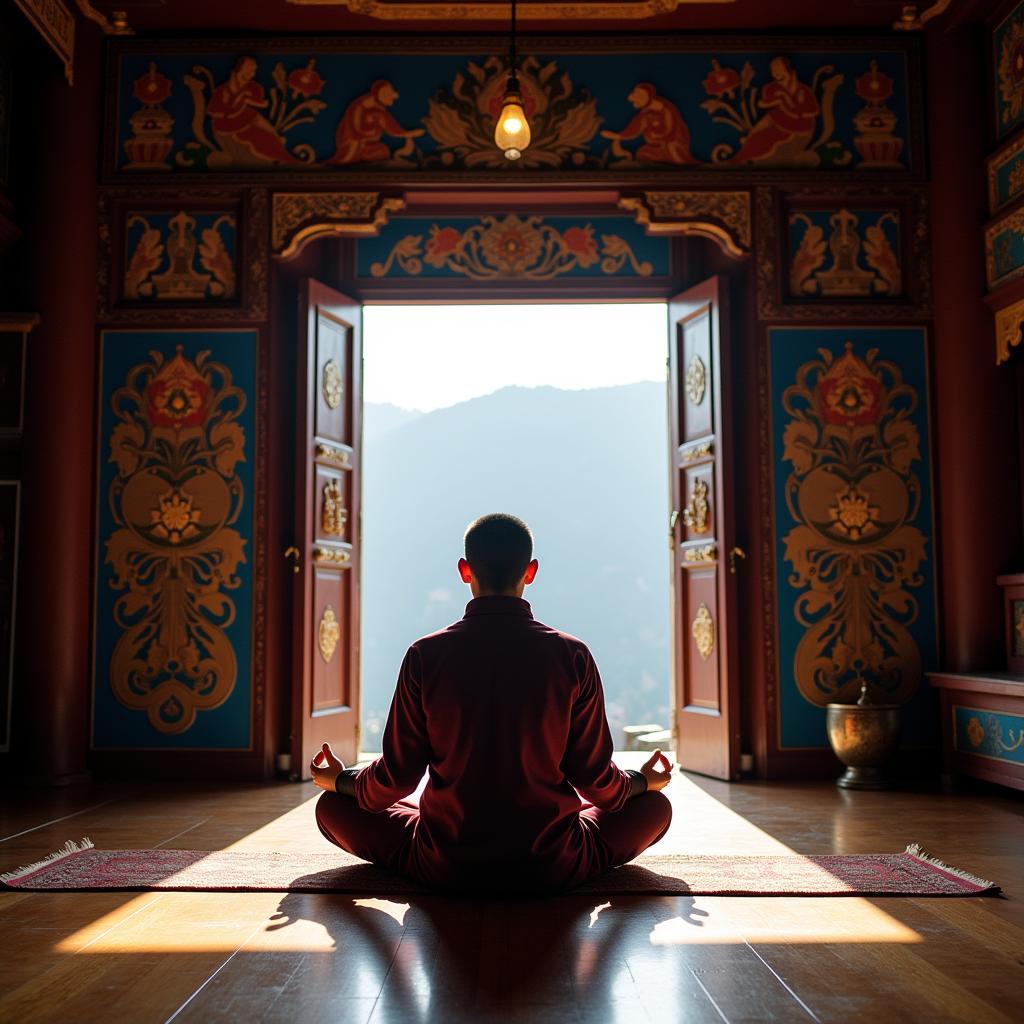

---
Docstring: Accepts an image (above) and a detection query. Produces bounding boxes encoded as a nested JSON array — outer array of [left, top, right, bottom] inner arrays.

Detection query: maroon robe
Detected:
[[352, 595, 639, 889]]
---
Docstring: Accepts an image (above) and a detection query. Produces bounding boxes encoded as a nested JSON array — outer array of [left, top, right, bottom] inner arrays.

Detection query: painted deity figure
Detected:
[[328, 81, 425, 165], [205, 56, 298, 166], [600, 84, 696, 166], [731, 56, 820, 165]]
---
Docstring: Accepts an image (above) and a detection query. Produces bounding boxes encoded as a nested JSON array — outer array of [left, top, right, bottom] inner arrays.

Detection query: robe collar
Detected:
[[464, 595, 533, 618]]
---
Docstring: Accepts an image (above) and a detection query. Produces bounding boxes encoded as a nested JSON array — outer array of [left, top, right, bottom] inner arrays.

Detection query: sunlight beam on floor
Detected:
[[54, 769, 922, 953]]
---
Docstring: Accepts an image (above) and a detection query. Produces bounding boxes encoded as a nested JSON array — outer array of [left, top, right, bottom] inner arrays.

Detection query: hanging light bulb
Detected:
[[494, 0, 530, 160]]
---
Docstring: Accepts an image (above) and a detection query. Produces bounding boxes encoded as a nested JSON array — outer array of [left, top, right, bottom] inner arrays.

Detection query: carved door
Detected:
[[668, 277, 741, 781], [291, 280, 362, 778]]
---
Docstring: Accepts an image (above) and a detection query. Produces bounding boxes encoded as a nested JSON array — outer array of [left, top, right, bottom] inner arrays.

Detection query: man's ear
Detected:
[[523, 558, 539, 585], [457, 557, 473, 584]]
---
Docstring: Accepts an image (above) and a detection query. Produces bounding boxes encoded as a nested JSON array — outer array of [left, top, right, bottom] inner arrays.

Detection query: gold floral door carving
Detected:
[[321, 478, 347, 537], [682, 478, 711, 534], [685, 354, 706, 405], [318, 606, 340, 662], [691, 603, 715, 661]]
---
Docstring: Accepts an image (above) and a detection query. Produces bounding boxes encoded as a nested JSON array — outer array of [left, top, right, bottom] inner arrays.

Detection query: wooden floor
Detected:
[[1, 755, 1022, 1024]]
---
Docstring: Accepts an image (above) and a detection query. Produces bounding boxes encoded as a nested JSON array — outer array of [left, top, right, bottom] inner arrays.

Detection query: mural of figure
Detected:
[[205, 56, 299, 166], [600, 84, 696, 165], [730, 56, 821, 164], [328, 80, 425, 165]]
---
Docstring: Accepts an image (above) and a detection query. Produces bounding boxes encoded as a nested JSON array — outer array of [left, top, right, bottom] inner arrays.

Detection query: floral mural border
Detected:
[[357, 213, 670, 281], [101, 34, 925, 184]]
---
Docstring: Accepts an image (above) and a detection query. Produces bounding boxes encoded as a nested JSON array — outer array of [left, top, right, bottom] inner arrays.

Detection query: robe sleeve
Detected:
[[354, 646, 430, 813], [562, 647, 632, 811]]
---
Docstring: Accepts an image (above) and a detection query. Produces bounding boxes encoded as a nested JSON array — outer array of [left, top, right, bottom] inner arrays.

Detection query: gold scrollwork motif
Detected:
[[781, 342, 928, 706], [685, 355, 707, 405], [313, 545, 351, 565], [322, 359, 343, 410], [684, 544, 717, 564], [321, 479, 347, 537], [682, 478, 711, 534], [272, 192, 406, 258], [315, 442, 350, 467], [691, 603, 715, 661], [620, 191, 751, 257], [681, 440, 713, 462], [105, 346, 247, 734], [995, 297, 1024, 364], [318, 605, 340, 663]]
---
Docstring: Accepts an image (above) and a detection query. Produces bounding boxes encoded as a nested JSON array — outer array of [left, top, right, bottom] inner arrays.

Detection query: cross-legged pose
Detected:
[[312, 513, 673, 893]]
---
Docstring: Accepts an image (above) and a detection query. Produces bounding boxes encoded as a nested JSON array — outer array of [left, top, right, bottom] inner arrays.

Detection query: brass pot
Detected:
[[826, 683, 901, 790]]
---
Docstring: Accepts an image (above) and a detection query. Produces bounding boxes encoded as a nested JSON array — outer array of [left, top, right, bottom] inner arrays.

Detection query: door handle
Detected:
[[669, 510, 679, 549], [283, 545, 302, 574], [728, 546, 746, 574]]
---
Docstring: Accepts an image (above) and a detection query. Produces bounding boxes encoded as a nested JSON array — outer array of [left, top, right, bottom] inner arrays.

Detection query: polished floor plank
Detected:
[[0, 767, 1022, 1023]]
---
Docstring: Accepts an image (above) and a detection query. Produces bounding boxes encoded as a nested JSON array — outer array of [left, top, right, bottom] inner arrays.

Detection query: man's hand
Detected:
[[640, 749, 673, 792], [311, 742, 344, 793]]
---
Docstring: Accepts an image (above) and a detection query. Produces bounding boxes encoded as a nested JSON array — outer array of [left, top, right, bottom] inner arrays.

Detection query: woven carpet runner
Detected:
[[0, 841, 998, 896]]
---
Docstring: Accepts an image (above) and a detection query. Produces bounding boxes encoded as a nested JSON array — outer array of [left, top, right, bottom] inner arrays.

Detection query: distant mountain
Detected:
[[364, 402, 424, 443], [360, 383, 671, 750]]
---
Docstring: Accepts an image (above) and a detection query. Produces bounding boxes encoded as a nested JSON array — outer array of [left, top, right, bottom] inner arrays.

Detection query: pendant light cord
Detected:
[[510, 0, 518, 76]]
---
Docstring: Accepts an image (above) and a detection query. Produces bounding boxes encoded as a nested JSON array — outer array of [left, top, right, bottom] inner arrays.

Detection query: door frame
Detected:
[[270, 189, 756, 778]]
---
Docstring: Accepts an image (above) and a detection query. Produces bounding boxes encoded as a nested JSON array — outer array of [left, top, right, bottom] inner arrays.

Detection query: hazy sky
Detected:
[[363, 303, 668, 412]]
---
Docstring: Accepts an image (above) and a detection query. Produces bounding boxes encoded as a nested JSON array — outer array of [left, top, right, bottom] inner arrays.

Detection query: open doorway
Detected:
[[359, 303, 671, 754]]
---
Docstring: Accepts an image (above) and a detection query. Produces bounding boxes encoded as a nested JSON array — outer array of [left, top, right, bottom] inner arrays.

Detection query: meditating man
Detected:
[[312, 513, 673, 892]]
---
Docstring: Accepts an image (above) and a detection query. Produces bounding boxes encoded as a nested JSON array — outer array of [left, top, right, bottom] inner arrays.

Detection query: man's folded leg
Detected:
[[579, 790, 673, 878], [315, 792, 419, 872]]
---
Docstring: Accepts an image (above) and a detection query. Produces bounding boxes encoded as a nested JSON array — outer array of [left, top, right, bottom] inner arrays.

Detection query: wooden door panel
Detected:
[[681, 568, 720, 710], [292, 281, 362, 778], [668, 277, 740, 781], [314, 317, 351, 444], [311, 569, 353, 713], [680, 309, 714, 444]]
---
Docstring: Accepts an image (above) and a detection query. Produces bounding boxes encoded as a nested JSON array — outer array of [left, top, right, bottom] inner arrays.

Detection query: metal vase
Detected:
[[826, 682, 902, 790]]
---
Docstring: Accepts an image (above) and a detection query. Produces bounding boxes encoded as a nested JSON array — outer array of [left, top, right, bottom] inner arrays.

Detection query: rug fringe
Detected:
[[904, 843, 999, 892], [0, 838, 94, 884]]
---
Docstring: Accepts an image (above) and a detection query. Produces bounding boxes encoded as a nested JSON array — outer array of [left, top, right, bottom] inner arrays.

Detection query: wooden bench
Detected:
[[927, 672, 1024, 791]]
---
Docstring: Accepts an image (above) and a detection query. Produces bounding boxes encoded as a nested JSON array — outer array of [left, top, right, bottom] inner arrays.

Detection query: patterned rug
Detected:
[[0, 841, 999, 897]]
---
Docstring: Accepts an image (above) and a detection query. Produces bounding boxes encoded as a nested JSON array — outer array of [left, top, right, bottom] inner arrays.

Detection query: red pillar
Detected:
[[927, 22, 1022, 671], [18, 32, 103, 782]]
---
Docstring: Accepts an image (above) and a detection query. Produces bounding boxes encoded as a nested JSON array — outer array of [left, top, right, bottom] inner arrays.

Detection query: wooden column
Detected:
[[17, 31, 102, 783], [927, 21, 1023, 671]]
